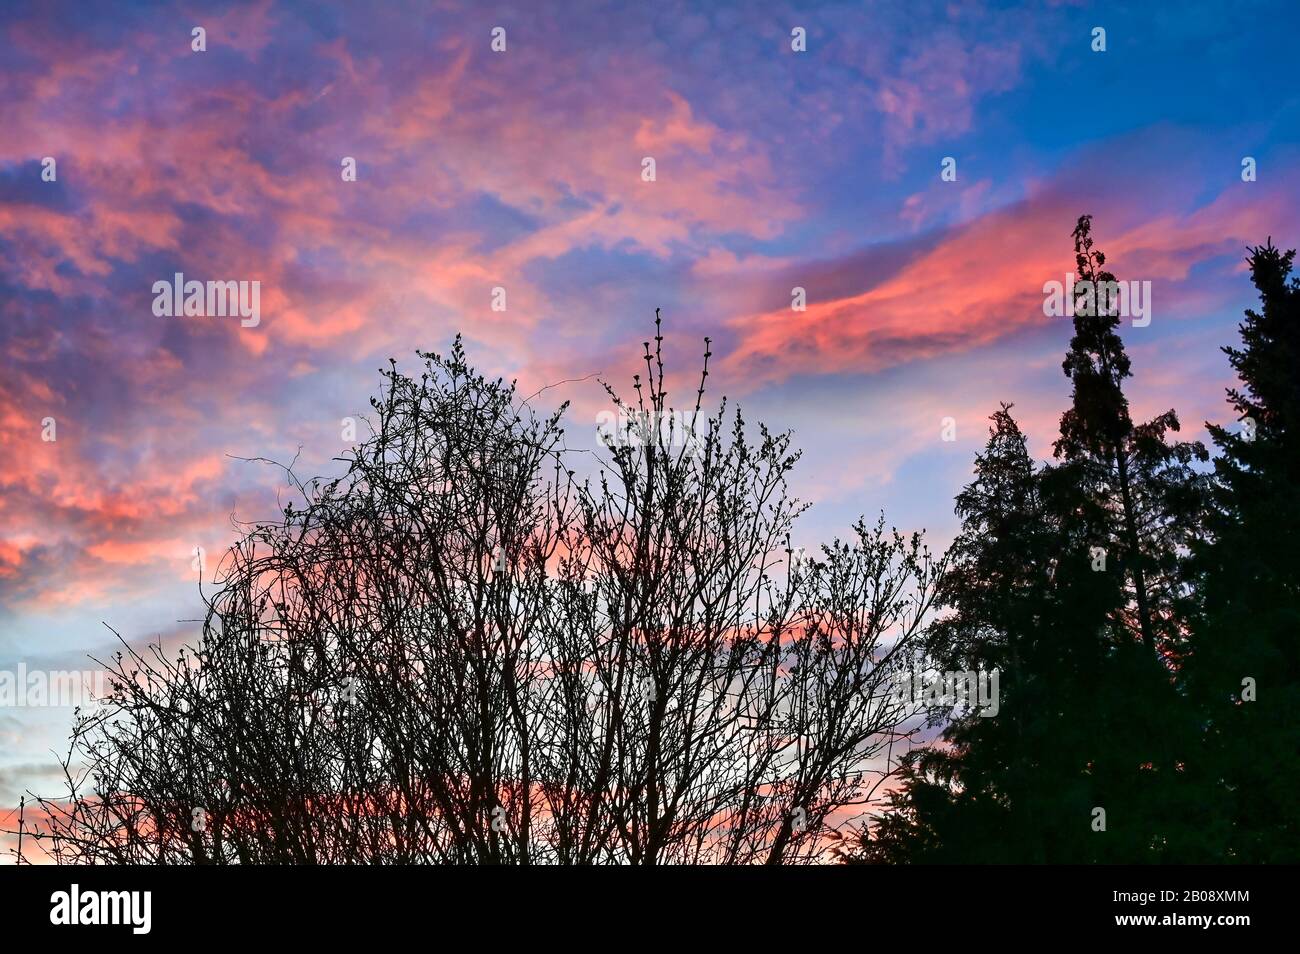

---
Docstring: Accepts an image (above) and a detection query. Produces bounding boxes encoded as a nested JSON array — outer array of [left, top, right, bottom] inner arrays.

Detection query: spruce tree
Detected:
[[1185, 241, 1300, 862], [1047, 216, 1208, 859], [1054, 215, 1208, 665], [857, 406, 1126, 862], [856, 218, 1211, 863]]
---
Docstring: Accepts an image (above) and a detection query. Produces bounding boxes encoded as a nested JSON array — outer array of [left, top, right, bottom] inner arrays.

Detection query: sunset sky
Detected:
[[2, 0, 1298, 845]]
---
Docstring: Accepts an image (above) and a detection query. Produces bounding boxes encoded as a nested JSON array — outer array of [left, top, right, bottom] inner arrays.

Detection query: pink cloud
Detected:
[[717, 178, 1299, 391]]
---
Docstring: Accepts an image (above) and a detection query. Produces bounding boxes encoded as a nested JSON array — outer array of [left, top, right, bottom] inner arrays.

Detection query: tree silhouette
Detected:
[[1054, 215, 1208, 665], [854, 217, 1223, 863], [851, 405, 1063, 862], [1183, 240, 1300, 862], [852, 403, 1147, 862], [15, 320, 945, 865]]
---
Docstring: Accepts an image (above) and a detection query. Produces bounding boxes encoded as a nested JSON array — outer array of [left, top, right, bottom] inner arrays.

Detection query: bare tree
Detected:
[[14, 320, 944, 865]]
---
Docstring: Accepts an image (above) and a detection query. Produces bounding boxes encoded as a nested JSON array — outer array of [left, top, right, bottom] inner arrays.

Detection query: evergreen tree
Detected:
[[1185, 241, 1300, 862], [1054, 215, 1208, 665], [856, 406, 1128, 862], [856, 217, 1211, 863], [1045, 216, 1210, 859]]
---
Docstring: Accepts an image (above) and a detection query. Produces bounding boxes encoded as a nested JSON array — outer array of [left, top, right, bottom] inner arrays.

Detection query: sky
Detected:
[[1, 0, 1298, 853]]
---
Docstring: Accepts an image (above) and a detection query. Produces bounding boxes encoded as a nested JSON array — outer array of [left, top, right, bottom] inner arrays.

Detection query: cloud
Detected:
[[717, 142, 1300, 391]]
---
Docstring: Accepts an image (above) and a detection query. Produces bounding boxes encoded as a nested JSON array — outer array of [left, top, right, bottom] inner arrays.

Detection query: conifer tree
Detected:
[[854, 407, 1064, 862], [1054, 215, 1208, 665], [1185, 241, 1300, 862], [856, 218, 1212, 863]]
